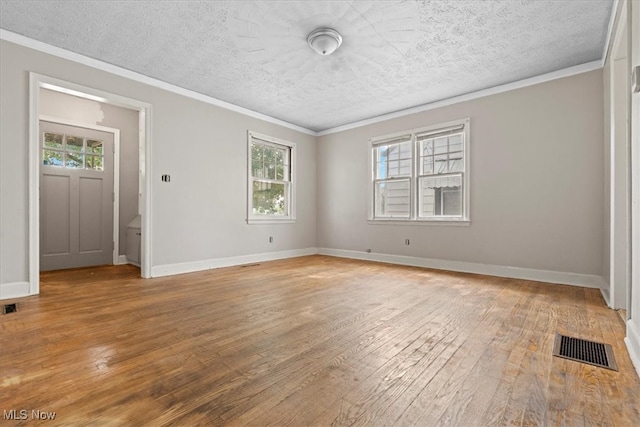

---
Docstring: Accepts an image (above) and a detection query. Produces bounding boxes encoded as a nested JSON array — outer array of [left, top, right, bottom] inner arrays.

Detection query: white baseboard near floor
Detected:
[[150, 248, 319, 278], [626, 321, 640, 379], [317, 248, 605, 289], [117, 255, 128, 265], [600, 287, 611, 307], [0, 281, 31, 300]]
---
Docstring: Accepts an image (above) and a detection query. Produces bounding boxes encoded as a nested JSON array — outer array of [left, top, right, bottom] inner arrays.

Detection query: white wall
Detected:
[[39, 88, 139, 257], [317, 70, 605, 281], [0, 39, 316, 297]]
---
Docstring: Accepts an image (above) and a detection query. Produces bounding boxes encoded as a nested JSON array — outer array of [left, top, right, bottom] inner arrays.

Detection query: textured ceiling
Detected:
[[0, 1, 613, 132]]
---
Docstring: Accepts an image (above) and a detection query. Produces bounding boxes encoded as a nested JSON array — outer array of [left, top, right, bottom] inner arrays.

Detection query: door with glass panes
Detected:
[[40, 121, 114, 271]]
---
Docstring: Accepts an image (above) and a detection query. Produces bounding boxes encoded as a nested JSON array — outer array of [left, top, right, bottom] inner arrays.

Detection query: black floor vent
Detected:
[[3, 303, 17, 314], [552, 333, 617, 371]]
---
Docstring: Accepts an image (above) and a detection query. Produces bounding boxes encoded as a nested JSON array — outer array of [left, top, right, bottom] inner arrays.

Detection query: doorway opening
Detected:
[[29, 73, 152, 294]]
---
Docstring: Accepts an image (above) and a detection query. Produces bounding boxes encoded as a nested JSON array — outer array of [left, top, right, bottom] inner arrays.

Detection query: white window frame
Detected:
[[368, 118, 470, 225], [247, 131, 296, 224]]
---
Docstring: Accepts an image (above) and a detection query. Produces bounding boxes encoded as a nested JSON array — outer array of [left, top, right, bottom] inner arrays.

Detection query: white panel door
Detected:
[[40, 121, 114, 271]]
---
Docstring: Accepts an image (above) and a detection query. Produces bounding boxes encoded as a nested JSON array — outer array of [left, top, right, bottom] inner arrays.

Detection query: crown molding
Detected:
[[317, 60, 603, 136], [0, 29, 317, 136], [2, 29, 605, 138]]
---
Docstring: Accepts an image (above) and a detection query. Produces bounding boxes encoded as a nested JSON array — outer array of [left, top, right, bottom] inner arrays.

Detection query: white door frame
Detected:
[[39, 115, 121, 266], [29, 73, 153, 294], [608, 4, 631, 311]]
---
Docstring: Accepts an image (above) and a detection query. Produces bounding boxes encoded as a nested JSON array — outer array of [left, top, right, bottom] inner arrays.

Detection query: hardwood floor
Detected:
[[1, 255, 638, 426]]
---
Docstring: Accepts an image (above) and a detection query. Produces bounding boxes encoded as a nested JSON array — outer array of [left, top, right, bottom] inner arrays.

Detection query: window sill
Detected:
[[247, 218, 296, 225], [367, 219, 470, 226]]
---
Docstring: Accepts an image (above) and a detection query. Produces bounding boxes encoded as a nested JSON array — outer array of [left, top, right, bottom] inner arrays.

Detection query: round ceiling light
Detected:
[[307, 28, 343, 56]]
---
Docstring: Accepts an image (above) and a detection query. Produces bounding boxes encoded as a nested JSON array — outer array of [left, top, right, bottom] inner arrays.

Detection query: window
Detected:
[[373, 135, 412, 218], [247, 131, 296, 223], [370, 119, 469, 223], [42, 132, 104, 171]]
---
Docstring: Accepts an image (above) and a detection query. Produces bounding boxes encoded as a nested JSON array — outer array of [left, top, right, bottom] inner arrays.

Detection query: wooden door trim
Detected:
[[39, 116, 120, 268], [29, 73, 153, 296]]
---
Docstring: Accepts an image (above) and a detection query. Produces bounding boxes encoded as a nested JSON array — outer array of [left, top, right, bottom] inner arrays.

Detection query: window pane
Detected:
[[252, 180, 287, 215], [66, 135, 84, 152], [422, 156, 434, 175], [86, 155, 103, 171], [44, 133, 63, 149], [252, 158, 263, 178], [434, 137, 448, 154], [449, 134, 463, 152], [251, 145, 261, 177], [263, 146, 274, 179], [442, 187, 462, 215], [251, 144, 262, 160], [275, 149, 284, 180], [399, 159, 412, 174], [387, 145, 399, 161], [449, 156, 464, 173], [87, 139, 103, 154], [421, 139, 433, 156], [399, 141, 412, 158], [419, 185, 436, 217], [267, 163, 276, 180], [66, 152, 84, 168], [434, 154, 448, 173], [375, 180, 410, 218], [43, 150, 63, 166], [252, 141, 291, 181], [419, 175, 463, 217], [376, 147, 388, 179]]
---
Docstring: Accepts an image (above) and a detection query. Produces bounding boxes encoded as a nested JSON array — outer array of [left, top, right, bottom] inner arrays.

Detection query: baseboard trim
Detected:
[[150, 248, 319, 277], [626, 321, 640, 379], [117, 255, 128, 265], [600, 287, 611, 307], [0, 281, 31, 300], [317, 248, 605, 288]]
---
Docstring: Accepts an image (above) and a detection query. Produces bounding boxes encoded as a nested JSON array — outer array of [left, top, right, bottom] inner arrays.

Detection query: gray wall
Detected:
[[0, 37, 606, 290], [317, 70, 604, 276], [39, 88, 139, 256], [0, 39, 316, 288]]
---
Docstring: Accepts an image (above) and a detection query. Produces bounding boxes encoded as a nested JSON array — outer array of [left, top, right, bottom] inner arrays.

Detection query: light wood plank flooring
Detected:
[[1, 255, 638, 426]]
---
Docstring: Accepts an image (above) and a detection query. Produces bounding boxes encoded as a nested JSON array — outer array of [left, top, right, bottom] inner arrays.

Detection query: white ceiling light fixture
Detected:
[[307, 28, 342, 56]]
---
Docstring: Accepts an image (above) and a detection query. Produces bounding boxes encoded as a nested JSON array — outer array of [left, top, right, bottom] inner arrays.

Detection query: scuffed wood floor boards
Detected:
[[1, 255, 638, 426]]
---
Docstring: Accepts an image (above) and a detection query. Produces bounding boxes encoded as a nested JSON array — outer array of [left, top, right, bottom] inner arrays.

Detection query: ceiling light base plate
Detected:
[[307, 28, 342, 56]]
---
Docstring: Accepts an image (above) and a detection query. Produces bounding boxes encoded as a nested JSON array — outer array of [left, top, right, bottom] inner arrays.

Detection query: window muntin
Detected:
[[370, 119, 469, 222], [42, 132, 104, 171], [248, 132, 295, 222]]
